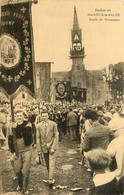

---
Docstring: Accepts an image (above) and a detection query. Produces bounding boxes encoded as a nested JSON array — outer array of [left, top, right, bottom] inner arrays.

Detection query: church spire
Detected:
[[70, 6, 85, 59], [73, 6, 79, 30]]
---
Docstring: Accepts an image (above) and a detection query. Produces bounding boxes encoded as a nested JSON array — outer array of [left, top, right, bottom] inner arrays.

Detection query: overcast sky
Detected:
[[32, 0, 124, 73]]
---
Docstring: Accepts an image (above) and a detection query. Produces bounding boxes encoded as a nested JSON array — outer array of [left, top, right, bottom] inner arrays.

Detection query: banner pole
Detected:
[[30, 0, 36, 100], [10, 98, 18, 156], [10, 98, 14, 122]]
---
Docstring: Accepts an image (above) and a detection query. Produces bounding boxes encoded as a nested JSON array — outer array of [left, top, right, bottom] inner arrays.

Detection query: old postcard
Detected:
[[0, 0, 124, 194]]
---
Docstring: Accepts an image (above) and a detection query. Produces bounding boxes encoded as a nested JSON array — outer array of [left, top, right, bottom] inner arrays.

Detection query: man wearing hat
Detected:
[[36, 110, 59, 187], [8, 109, 33, 194]]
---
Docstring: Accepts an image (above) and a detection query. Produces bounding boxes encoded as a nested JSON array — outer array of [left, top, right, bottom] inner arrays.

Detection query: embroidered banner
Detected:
[[35, 62, 51, 102], [71, 87, 87, 102], [56, 81, 71, 101], [0, 2, 35, 97]]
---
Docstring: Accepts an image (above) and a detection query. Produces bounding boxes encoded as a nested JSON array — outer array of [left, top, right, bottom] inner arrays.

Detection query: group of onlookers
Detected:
[[0, 100, 124, 194], [79, 106, 124, 194]]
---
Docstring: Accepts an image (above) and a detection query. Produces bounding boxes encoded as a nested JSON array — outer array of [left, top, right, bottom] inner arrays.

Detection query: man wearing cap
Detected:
[[8, 109, 33, 194], [36, 110, 59, 187]]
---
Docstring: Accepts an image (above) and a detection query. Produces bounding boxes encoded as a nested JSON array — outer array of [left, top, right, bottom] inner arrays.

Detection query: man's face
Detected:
[[41, 113, 49, 122], [15, 112, 24, 124]]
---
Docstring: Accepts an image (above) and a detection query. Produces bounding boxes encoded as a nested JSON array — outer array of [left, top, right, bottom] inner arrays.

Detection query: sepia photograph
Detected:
[[0, 0, 124, 194]]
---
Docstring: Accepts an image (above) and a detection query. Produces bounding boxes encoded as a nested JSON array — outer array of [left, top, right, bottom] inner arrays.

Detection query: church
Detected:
[[51, 7, 109, 105]]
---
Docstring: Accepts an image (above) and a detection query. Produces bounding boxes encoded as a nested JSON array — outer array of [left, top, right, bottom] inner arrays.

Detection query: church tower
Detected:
[[70, 7, 86, 89]]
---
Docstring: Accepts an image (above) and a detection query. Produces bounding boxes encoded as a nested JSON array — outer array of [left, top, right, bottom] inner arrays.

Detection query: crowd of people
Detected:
[[0, 99, 124, 194]]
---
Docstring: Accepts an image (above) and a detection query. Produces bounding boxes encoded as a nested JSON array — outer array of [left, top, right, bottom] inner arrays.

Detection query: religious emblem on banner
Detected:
[[56, 82, 66, 99], [0, 34, 21, 68], [57, 83, 65, 95]]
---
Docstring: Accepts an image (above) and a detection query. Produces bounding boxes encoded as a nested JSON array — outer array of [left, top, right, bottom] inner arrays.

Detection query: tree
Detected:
[[109, 62, 124, 102]]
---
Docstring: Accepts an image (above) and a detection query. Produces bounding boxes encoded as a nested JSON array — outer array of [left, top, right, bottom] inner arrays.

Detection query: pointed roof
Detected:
[[73, 6, 80, 30]]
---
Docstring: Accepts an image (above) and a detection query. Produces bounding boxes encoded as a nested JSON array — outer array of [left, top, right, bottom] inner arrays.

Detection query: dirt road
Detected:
[[2, 134, 93, 194]]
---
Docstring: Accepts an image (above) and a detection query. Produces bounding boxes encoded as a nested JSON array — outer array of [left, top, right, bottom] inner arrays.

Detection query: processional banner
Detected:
[[0, 1, 35, 97]]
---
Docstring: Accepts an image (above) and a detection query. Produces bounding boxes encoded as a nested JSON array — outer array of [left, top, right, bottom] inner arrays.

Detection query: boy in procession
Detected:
[[8, 109, 33, 195]]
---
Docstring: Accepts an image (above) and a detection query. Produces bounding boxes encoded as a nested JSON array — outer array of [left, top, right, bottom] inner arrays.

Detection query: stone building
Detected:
[[51, 7, 109, 105]]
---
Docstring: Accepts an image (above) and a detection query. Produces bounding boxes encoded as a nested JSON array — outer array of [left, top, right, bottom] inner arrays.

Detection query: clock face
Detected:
[[0, 34, 21, 68]]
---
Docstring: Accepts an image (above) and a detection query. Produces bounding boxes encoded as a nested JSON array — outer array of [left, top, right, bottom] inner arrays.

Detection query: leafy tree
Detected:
[[109, 62, 124, 101]]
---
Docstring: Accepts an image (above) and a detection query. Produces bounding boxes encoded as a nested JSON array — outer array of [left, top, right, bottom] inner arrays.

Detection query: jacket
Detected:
[[81, 121, 114, 152], [36, 119, 59, 153], [67, 111, 78, 126]]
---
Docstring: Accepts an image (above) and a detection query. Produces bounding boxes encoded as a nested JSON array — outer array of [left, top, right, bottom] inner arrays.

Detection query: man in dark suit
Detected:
[[80, 109, 114, 153], [36, 110, 59, 187]]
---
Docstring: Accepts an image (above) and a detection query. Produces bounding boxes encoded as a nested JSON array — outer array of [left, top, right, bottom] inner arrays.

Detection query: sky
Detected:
[[4, 0, 123, 73]]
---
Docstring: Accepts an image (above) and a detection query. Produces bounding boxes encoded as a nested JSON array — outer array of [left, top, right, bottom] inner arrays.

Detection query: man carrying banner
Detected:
[[8, 109, 33, 194], [36, 110, 59, 187], [0, 0, 37, 193]]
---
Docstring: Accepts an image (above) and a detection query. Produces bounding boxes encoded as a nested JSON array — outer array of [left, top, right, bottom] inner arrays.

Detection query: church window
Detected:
[[74, 34, 79, 41], [22, 93, 25, 99]]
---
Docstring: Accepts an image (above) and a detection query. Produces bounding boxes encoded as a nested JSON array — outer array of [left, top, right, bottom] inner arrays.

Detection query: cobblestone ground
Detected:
[[1, 134, 93, 195]]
